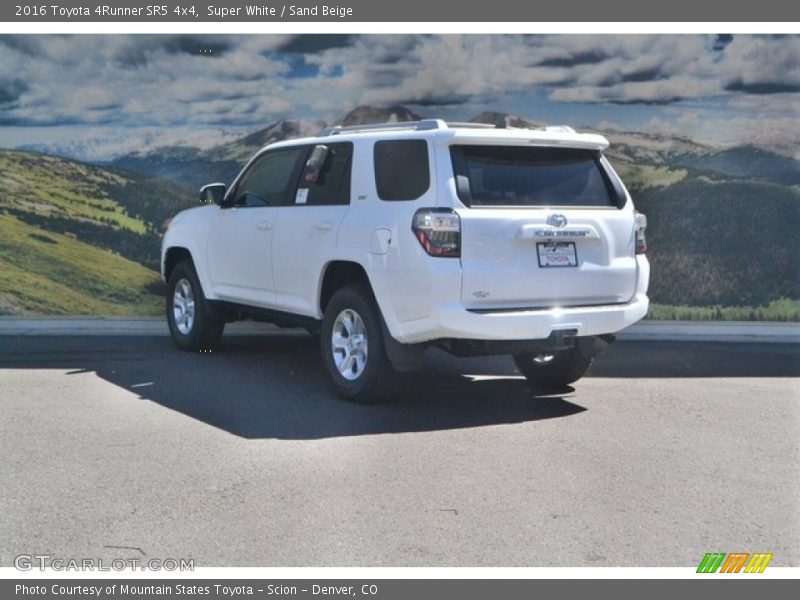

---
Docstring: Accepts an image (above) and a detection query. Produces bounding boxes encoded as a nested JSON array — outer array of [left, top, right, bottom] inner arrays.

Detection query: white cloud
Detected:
[[1, 34, 798, 157]]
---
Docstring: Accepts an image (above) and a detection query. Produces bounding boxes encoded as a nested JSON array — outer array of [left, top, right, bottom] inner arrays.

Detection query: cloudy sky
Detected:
[[0, 34, 798, 160]]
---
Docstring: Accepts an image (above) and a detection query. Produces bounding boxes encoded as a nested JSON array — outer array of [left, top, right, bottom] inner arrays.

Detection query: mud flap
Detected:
[[380, 319, 426, 372]]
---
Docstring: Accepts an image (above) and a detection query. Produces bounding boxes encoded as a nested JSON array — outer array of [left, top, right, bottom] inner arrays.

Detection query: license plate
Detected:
[[537, 242, 577, 268]]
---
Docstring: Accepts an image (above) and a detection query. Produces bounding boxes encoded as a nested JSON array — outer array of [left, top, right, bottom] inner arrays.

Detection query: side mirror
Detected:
[[303, 145, 329, 183], [199, 183, 227, 205]]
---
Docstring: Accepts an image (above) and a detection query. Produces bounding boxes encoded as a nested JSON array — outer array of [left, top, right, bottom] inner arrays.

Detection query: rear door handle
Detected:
[[256, 220, 272, 231], [315, 221, 333, 231]]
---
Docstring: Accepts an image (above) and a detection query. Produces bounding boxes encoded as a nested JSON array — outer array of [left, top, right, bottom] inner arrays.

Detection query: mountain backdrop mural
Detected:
[[1, 35, 798, 319]]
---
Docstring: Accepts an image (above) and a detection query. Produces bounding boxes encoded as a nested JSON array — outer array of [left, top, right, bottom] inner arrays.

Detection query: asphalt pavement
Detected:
[[0, 334, 798, 567]]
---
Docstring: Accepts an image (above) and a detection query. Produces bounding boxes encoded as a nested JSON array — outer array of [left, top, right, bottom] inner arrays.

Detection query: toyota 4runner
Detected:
[[161, 120, 650, 401]]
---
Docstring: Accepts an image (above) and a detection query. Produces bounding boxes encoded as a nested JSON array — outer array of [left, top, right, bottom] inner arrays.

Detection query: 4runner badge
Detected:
[[547, 213, 568, 228]]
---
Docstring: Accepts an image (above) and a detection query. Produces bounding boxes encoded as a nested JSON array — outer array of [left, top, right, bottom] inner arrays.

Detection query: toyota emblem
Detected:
[[547, 213, 568, 228]]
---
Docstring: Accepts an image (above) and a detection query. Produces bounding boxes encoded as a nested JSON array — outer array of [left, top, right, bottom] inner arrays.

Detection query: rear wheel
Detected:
[[512, 345, 593, 389], [166, 260, 224, 351], [320, 285, 394, 402]]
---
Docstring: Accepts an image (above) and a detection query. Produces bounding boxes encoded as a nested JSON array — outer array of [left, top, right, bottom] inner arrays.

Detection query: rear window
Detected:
[[451, 145, 615, 207], [374, 139, 430, 201]]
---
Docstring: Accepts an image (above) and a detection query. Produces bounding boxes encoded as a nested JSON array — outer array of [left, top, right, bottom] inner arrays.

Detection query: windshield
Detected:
[[451, 145, 615, 207]]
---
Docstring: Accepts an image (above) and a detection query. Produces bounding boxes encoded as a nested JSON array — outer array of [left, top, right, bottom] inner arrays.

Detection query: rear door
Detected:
[[451, 145, 637, 310], [271, 142, 354, 316]]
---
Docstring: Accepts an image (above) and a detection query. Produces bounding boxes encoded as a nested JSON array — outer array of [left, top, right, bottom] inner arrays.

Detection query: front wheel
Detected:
[[320, 285, 394, 402], [512, 344, 594, 389], [166, 260, 224, 351]]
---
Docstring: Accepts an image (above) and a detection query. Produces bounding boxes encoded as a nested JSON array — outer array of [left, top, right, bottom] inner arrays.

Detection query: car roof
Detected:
[[263, 119, 610, 152]]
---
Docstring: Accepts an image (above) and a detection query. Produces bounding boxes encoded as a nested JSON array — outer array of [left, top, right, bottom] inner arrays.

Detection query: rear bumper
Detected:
[[392, 292, 649, 343]]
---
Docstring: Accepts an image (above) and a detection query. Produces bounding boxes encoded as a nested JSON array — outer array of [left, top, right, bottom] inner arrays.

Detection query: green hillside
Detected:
[[599, 130, 799, 321], [0, 213, 161, 315], [0, 151, 145, 233], [671, 146, 800, 186], [634, 178, 800, 307], [0, 149, 196, 268], [0, 149, 196, 315]]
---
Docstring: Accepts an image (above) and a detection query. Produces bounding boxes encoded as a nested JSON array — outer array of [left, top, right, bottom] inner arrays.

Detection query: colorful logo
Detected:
[[697, 552, 773, 573]]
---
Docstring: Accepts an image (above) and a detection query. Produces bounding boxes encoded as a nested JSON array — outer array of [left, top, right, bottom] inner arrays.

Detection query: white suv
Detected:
[[161, 120, 649, 401]]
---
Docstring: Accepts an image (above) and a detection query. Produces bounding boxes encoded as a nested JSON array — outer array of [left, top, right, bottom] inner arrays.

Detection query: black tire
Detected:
[[166, 260, 224, 351], [512, 345, 593, 389], [320, 285, 394, 402]]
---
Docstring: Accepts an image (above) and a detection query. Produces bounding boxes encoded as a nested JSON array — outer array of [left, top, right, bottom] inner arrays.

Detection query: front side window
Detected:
[[374, 139, 430, 201], [451, 145, 615, 208], [233, 147, 307, 207]]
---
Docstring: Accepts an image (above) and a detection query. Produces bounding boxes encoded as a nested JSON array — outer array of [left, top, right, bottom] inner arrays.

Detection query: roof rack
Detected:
[[315, 120, 578, 137], [317, 119, 496, 136], [442, 121, 496, 130]]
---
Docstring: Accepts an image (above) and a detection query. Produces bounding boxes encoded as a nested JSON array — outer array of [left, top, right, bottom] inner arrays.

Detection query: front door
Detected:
[[206, 146, 307, 308]]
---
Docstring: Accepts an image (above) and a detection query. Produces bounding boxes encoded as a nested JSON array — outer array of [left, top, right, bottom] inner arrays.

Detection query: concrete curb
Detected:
[[617, 320, 799, 343], [0, 317, 797, 343], [0, 317, 283, 336]]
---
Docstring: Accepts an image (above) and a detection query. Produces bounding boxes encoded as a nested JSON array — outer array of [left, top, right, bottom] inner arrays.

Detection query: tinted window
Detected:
[[233, 147, 306, 207], [296, 143, 353, 206], [451, 145, 614, 207], [374, 140, 430, 201]]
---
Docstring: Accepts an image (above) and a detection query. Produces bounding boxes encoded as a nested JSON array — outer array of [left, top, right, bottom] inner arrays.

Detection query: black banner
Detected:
[[2, 0, 799, 22], [4, 579, 798, 600]]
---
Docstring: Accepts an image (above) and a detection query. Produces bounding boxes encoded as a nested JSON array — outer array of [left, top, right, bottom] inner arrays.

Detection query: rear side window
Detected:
[[297, 142, 353, 206], [374, 140, 430, 201], [451, 145, 615, 208]]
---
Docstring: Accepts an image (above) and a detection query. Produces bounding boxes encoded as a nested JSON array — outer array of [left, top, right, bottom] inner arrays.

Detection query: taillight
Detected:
[[412, 208, 461, 258], [634, 211, 648, 254]]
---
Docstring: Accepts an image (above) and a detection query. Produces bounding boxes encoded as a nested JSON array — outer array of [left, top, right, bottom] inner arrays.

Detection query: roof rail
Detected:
[[317, 120, 442, 136], [443, 121, 496, 129], [317, 119, 502, 137], [315, 120, 578, 137]]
